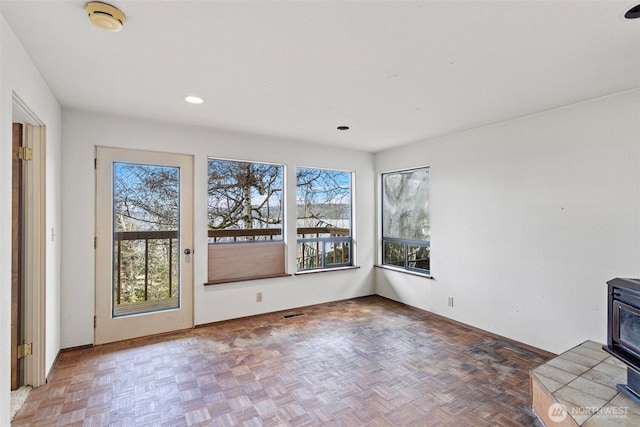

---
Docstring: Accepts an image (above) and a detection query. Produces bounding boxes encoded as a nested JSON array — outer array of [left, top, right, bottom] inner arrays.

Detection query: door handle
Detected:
[[184, 248, 191, 255]]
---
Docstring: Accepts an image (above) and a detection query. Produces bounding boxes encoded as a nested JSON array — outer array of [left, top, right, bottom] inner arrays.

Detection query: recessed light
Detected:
[[625, 4, 640, 19], [184, 96, 204, 104], [337, 126, 350, 131]]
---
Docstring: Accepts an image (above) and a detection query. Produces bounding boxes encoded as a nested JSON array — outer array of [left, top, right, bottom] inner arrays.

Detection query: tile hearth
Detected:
[[531, 341, 640, 426]]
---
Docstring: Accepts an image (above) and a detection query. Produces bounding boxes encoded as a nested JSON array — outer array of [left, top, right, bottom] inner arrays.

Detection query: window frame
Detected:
[[382, 237, 430, 273], [205, 157, 287, 285], [297, 235, 353, 270], [381, 166, 431, 275], [207, 157, 285, 245], [295, 167, 354, 272]]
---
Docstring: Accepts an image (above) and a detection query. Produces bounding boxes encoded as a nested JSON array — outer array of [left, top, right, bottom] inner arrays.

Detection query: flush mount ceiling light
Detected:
[[336, 126, 350, 131], [625, 4, 640, 19], [184, 96, 204, 104], [86, 2, 126, 32]]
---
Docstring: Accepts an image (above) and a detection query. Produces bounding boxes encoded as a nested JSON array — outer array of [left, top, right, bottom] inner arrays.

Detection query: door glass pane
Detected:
[[620, 306, 640, 354], [112, 162, 180, 317]]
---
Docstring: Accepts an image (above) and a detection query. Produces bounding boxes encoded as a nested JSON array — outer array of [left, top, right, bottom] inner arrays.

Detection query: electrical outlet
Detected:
[[256, 292, 263, 302], [448, 297, 454, 307]]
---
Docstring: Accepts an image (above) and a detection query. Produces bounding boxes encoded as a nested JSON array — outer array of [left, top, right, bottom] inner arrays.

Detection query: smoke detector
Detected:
[[86, 2, 126, 32]]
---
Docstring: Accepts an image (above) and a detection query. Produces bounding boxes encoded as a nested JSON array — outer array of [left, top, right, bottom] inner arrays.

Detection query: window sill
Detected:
[[295, 265, 360, 276], [374, 264, 434, 279], [204, 273, 291, 286]]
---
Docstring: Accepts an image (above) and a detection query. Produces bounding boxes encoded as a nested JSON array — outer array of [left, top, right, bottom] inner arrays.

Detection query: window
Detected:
[[207, 159, 283, 242], [206, 159, 285, 283], [111, 162, 180, 314], [381, 167, 430, 274], [296, 167, 352, 271]]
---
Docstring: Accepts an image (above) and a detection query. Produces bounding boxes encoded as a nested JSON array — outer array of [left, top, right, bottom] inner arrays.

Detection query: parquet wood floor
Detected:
[[12, 296, 552, 426]]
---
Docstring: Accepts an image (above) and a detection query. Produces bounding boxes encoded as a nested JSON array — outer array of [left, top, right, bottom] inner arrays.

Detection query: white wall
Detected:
[[375, 88, 640, 355], [0, 16, 62, 426], [61, 110, 375, 348]]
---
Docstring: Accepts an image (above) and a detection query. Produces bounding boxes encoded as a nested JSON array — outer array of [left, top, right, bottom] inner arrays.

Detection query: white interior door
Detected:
[[95, 147, 193, 345]]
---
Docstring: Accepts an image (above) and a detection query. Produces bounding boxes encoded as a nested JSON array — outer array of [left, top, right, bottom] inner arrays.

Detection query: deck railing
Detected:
[[296, 227, 351, 270], [206, 226, 349, 242], [113, 230, 178, 306], [207, 228, 282, 242], [208, 226, 352, 270], [113, 226, 352, 303], [382, 237, 430, 273]]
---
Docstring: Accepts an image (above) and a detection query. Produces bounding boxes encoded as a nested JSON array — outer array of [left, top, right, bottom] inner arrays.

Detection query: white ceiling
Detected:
[[2, 0, 639, 152]]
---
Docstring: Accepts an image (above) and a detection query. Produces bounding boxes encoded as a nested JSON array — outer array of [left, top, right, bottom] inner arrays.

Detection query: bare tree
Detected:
[[207, 159, 283, 241], [296, 168, 350, 228], [112, 163, 179, 304], [382, 168, 429, 240], [114, 164, 179, 231]]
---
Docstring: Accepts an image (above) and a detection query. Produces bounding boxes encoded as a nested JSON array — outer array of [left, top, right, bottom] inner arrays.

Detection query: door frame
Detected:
[[12, 94, 47, 388], [94, 146, 194, 345], [11, 122, 24, 391]]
